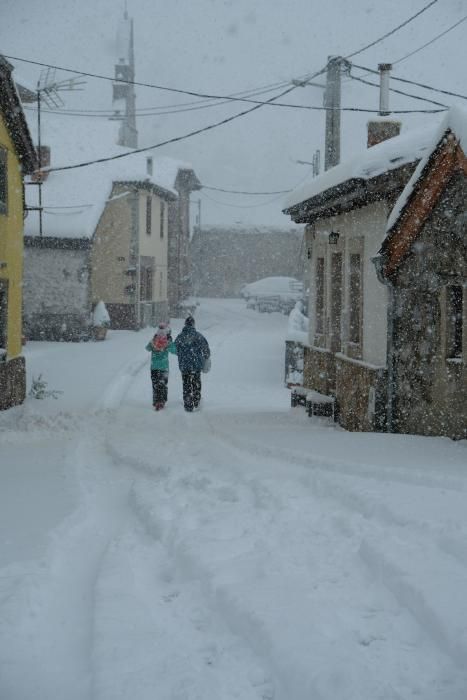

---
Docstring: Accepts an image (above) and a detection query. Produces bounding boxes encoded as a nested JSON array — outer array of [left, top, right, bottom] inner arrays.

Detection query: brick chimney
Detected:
[[367, 120, 401, 148], [31, 145, 51, 182]]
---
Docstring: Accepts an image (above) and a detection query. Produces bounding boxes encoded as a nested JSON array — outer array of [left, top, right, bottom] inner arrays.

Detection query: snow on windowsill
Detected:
[[335, 352, 386, 372]]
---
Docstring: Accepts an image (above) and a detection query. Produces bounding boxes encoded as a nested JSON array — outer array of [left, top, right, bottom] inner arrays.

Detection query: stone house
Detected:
[[22, 115, 200, 337], [283, 119, 434, 432], [377, 108, 466, 440], [0, 56, 37, 409]]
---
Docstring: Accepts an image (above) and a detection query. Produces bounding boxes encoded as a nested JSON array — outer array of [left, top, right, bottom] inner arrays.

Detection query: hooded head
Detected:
[[185, 315, 195, 328], [155, 322, 170, 337]]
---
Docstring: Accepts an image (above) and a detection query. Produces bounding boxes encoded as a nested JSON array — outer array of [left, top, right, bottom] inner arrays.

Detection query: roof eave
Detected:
[[0, 56, 38, 173]]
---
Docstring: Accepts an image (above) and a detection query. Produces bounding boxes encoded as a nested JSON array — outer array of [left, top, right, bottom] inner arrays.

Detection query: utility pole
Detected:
[[324, 56, 350, 171]]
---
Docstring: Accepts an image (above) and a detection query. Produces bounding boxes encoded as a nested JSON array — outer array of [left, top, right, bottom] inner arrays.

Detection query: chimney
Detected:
[[367, 63, 401, 148], [31, 145, 51, 182], [367, 119, 401, 147], [146, 156, 153, 176]]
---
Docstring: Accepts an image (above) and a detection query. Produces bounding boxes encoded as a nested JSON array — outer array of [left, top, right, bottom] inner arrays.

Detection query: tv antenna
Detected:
[[27, 69, 87, 239]]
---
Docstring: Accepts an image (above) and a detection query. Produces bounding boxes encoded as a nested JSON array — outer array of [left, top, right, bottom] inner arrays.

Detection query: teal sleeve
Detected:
[[145, 343, 153, 352], [168, 342, 177, 355]]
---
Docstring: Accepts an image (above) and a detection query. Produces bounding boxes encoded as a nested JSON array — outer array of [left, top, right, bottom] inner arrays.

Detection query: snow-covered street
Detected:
[[1, 299, 466, 700]]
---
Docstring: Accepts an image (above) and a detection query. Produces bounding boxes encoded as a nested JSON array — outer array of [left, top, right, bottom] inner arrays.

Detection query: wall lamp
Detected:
[[328, 231, 340, 245]]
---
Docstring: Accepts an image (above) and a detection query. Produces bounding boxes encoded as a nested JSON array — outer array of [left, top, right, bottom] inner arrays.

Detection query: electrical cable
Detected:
[[344, 0, 439, 59], [352, 62, 467, 101], [202, 185, 292, 195], [393, 14, 467, 65], [349, 74, 448, 108], [5, 52, 317, 108], [44, 67, 327, 173]]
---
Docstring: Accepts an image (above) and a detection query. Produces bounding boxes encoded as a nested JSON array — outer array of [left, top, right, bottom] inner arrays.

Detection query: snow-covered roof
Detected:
[[24, 112, 193, 239], [385, 106, 467, 235], [283, 124, 435, 211]]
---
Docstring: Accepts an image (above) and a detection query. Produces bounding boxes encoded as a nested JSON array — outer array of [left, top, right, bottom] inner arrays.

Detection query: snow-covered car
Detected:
[[242, 276, 304, 313]]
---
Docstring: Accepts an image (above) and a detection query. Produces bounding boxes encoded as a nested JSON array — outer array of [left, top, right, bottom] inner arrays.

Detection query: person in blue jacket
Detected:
[[145, 323, 177, 410], [174, 316, 210, 412]]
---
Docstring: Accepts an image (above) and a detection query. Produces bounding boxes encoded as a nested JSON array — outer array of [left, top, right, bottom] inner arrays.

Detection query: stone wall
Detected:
[[0, 356, 25, 410], [303, 346, 336, 396], [391, 175, 467, 440], [336, 355, 387, 432]]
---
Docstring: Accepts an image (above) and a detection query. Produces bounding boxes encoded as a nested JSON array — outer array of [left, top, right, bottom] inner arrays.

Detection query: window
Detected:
[[145, 196, 152, 235], [315, 257, 325, 334], [160, 201, 165, 239], [446, 285, 463, 358], [0, 147, 7, 215], [140, 266, 153, 301], [0, 280, 8, 351], [349, 253, 362, 345]]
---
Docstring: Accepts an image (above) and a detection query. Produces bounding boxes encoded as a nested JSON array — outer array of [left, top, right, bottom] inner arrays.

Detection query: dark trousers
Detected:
[[182, 372, 201, 411], [151, 370, 168, 405]]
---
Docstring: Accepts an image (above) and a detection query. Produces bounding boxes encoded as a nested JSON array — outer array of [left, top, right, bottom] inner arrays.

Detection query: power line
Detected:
[[202, 185, 292, 195], [349, 74, 448, 108], [393, 14, 467, 65], [201, 190, 290, 209], [45, 68, 327, 173], [344, 0, 439, 59], [353, 62, 467, 101], [6, 52, 318, 109], [24, 99, 446, 123]]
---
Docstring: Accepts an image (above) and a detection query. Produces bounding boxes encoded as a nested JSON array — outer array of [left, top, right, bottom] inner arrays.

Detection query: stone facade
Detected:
[[0, 355, 26, 410], [390, 176, 467, 440], [190, 226, 304, 298]]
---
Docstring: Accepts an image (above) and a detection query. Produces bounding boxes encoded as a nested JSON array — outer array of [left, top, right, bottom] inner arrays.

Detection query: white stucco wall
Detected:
[[309, 200, 389, 366]]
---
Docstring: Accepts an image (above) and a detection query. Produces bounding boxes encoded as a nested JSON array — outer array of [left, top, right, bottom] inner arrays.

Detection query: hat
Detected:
[[155, 322, 171, 336], [185, 315, 195, 327]]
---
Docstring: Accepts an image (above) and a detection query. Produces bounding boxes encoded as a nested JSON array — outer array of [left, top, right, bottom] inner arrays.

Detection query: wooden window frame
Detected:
[[0, 280, 8, 352], [160, 201, 165, 239], [348, 252, 363, 350], [446, 285, 463, 359], [0, 147, 7, 216], [145, 195, 152, 236], [315, 256, 325, 336]]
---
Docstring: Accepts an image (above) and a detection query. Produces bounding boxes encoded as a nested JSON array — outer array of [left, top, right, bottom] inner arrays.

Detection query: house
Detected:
[[190, 225, 304, 297], [22, 113, 200, 337], [283, 118, 434, 432], [376, 107, 467, 440], [0, 56, 37, 409]]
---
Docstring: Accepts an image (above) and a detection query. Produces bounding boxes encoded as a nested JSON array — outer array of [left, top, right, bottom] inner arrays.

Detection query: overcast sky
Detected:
[[1, 0, 466, 226]]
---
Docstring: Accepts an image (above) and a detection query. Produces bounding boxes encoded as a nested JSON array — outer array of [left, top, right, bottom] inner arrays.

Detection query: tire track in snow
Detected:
[[206, 422, 467, 676], [0, 354, 151, 700], [107, 408, 451, 700]]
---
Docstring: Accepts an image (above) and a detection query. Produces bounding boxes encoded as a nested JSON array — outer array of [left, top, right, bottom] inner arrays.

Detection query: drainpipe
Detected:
[[372, 254, 396, 433]]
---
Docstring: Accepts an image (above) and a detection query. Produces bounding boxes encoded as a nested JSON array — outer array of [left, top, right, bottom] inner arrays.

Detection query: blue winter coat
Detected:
[[174, 326, 210, 373]]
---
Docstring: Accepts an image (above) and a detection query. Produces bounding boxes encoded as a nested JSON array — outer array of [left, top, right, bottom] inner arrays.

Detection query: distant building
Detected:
[[190, 225, 304, 297], [0, 56, 37, 409], [21, 113, 200, 335]]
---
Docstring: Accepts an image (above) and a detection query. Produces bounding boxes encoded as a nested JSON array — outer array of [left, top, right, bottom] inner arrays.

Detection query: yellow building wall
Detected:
[[0, 116, 24, 359]]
